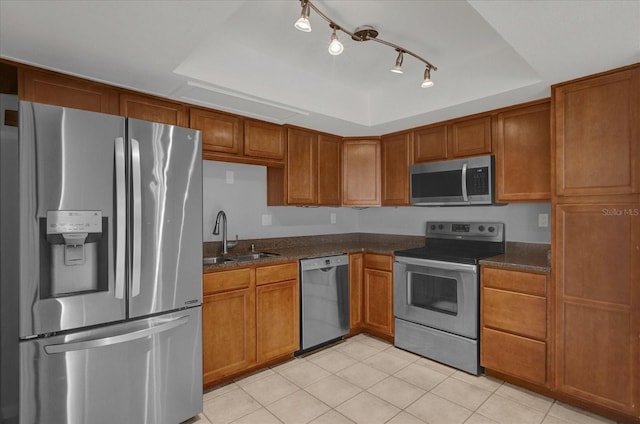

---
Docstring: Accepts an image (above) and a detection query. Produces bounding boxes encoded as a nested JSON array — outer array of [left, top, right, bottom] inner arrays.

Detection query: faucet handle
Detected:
[[227, 234, 239, 250]]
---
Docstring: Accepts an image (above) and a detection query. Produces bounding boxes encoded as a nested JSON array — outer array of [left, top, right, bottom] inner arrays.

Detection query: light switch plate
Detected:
[[261, 214, 272, 226], [538, 213, 549, 227], [330, 213, 336, 224], [225, 171, 234, 184]]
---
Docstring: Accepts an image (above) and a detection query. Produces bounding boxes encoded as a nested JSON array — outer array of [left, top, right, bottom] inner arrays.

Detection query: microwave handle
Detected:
[[461, 163, 468, 201]]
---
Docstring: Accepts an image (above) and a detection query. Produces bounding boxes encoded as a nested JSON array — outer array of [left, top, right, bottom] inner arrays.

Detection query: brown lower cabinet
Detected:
[[202, 261, 299, 388], [362, 253, 394, 340], [481, 267, 550, 387]]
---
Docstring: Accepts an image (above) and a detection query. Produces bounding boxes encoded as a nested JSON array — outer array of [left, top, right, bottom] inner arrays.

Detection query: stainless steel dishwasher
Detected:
[[299, 254, 350, 353]]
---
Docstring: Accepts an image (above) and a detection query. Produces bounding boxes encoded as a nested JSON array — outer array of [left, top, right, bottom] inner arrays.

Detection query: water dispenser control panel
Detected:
[[46, 211, 102, 235]]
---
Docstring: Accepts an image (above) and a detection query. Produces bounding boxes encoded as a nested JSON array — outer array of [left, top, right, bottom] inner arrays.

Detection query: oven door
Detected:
[[393, 257, 479, 339]]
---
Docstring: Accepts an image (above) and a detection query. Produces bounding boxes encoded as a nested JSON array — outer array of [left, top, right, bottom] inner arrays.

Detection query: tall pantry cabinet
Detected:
[[551, 64, 640, 421]]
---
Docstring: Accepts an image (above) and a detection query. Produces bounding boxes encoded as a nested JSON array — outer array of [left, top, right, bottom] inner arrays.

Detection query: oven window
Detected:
[[408, 272, 458, 316]]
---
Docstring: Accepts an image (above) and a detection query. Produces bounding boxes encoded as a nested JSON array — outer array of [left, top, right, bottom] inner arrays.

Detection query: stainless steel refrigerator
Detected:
[[11, 101, 203, 424]]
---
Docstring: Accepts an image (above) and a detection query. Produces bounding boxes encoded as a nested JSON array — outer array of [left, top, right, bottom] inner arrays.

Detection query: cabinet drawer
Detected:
[[483, 287, 546, 340], [364, 253, 393, 271], [481, 327, 546, 385], [203, 268, 252, 295], [482, 267, 546, 297], [256, 262, 298, 286]]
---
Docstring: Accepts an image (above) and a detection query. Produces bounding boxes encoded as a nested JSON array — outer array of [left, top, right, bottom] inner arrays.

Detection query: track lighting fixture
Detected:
[[294, 0, 437, 87], [294, 0, 311, 32], [421, 67, 434, 88], [391, 50, 404, 74], [328, 24, 344, 56]]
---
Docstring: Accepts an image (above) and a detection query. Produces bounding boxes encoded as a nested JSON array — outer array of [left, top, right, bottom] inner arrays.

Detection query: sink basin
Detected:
[[203, 252, 279, 265], [232, 252, 279, 261], [203, 256, 235, 265]]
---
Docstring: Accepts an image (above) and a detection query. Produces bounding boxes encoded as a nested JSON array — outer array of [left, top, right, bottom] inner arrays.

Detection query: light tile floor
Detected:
[[185, 334, 619, 424]]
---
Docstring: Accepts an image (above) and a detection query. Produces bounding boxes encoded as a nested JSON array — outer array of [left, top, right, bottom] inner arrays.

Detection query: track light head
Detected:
[[294, 1, 312, 32], [421, 67, 434, 88], [328, 24, 344, 56], [391, 50, 404, 74]]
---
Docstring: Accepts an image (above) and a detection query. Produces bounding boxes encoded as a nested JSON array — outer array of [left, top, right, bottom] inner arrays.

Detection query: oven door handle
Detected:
[[394, 257, 478, 273]]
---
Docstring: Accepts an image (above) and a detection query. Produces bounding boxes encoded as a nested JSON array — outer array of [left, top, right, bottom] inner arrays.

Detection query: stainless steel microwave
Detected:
[[410, 155, 494, 206]]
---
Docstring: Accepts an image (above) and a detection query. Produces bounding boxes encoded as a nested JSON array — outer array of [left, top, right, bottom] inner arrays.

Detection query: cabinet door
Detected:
[[449, 115, 492, 158], [287, 128, 317, 205], [554, 67, 640, 196], [190, 107, 242, 156], [119, 93, 188, 127], [413, 125, 448, 163], [244, 119, 285, 161], [342, 139, 381, 206], [317, 134, 342, 206], [495, 101, 551, 202], [363, 268, 393, 338], [256, 279, 300, 362], [20, 68, 118, 114], [555, 202, 639, 415], [202, 289, 256, 385], [349, 253, 364, 331], [381, 132, 412, 206]]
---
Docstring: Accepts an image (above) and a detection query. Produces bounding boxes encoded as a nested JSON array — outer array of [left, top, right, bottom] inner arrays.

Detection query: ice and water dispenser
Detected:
[[42, 210, 108, 297]]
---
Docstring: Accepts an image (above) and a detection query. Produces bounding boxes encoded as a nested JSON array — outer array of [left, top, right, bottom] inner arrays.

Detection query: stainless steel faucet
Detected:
[[213, 210, 237, 254]]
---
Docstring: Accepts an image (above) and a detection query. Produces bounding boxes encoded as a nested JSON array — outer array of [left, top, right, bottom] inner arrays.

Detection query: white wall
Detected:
[[202, 160, 551, 243], [203, 161, 358, 241]]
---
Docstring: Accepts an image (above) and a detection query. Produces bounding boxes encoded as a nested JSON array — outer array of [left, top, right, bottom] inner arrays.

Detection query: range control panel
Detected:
[[426, 221, 504, 242]]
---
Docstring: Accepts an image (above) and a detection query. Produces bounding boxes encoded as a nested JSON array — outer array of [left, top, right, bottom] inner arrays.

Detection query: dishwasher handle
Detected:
[[300, 254, 349, 272]]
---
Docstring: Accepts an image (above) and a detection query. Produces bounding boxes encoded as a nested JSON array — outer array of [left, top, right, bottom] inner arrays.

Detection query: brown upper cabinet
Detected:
[[342, 138, 381, 206], [553, 65, 640, 197], [119, 92, 188, 127], [413, 124, 448, 163], [286, 127, 318, 205], [190, 107, 243, 158], [269, 128, 341, 206], [19, 67, 119, 114], [244, 119, 285, 162], [494, 100, 551, 202], [449, 115, 493, 158], [317, 134, 342, 206], [381, 131, 412, 206], [412, 114, 492, 164]]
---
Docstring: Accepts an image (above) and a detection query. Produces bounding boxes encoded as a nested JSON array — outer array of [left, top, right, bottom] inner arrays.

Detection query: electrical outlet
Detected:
[[538, 213, 549, 228], [261, 214, 272, 226], [225, 170, 234, 184], [330, 213, 336, 224]]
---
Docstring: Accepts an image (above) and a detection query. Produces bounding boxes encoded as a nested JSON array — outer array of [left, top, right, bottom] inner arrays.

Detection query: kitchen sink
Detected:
[[203, 252, 279, 265], [232, 252, 279, 261], [202, 256, 235, 265]]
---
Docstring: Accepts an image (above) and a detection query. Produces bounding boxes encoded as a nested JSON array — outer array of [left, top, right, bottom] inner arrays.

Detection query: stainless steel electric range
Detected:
[[393, 221, 505, 375]]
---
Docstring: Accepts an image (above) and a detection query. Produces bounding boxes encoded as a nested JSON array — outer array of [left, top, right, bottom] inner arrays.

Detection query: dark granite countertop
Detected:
[[480, 242, 551, 273], [203, 233, 425, 272]]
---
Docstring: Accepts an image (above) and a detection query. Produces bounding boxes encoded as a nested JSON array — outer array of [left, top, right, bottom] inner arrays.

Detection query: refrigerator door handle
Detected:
[[114, 137, 126, 299], [43, 315, 189, 354], [131, 138, 142, 297]]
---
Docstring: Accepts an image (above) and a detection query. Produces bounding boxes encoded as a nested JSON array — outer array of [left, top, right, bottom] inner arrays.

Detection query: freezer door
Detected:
[[20, 307, 203, 424], [127, 119, 202, 318], [18, 102, 127, 338]]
